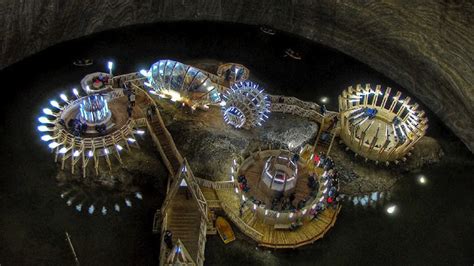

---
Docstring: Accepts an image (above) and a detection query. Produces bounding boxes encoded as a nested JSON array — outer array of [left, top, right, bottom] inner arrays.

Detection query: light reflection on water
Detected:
[[59, 186, 143, 216]]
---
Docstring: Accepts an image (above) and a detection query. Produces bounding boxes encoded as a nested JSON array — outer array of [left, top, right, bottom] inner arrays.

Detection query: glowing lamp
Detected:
[[43, 108, 54, 116], [41, 135, 53, 141], [72, 88, 79, 96], [73, 150, 80, 157], [59, 147, 68, 154], [108, 61, 113, 70], [116, 144, 123, 151], [386, 205, 396, 214], [88, 150, 94, 157], [60, 94, 68, 102], [127, 138, 136, 143], [48, 142, 60, 149], [50, 100, 60, 109], [139, 69, 149, 77], [37, 125, 52, 132], [38, 116, 52, 124]]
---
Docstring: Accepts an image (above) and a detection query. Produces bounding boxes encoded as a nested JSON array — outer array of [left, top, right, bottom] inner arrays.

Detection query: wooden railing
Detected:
[[194, 177, 235, 190], [196, 215, 207, 266], [159, 213, 168, 266], [221, 202, 264, 242]]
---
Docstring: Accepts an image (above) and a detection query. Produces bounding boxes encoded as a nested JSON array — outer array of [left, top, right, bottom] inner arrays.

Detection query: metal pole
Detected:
[[65, 231, 80, 266]]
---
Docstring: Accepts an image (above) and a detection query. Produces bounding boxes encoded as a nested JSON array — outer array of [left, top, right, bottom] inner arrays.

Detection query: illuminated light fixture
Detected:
[[144, 82, 152, 87], [265, 209, 269, 215], [135, 130, 145, 135], [38, 116, 53, 124], [276, 212, 280, 218], [234, 187, 239, 194], [386, 205, 396, 214], [242, 195, 246, 201], [140, 69, 149, 77], [104, 148, 109, 155], [108, 61, 113, 71], [230, 175, 234, 182], [221, 81, 271, 129], [312, 203, 317, 209], [73, 150, 80, 157], [59, 147, 68, 154], [72, 88, 79, 96], [289, 212, 294, 218], [41, 135, 53, 141], [60, 94, 68, 102], [116, 144, 123, 151], [88, 150, 94, 157], [127, 138, 136, 143], [48, 142, 60, 149], [43, 108, 54, 116], [319, 196, 325, 202], [38, 125, 52, 132], [418, 175, 427, 184], [50, 100, 60, 109], [320, 96, 328, 103], [253, 204, 257, 210], [302, 209, 307, 215]]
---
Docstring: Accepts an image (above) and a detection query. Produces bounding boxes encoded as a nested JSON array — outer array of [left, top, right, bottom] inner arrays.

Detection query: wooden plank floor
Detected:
[[215, 186, 341, 249]]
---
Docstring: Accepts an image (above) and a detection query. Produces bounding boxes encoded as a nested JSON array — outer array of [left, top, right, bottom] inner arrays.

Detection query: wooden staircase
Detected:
[[314, 116, 339, 154], [166, 189, 202, 262], [149, 118, 182, 173]]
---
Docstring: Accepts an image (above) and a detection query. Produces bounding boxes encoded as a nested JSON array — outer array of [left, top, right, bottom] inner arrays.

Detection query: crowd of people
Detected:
[[67, 118, 87, 136], [92, 73, 109, 89]]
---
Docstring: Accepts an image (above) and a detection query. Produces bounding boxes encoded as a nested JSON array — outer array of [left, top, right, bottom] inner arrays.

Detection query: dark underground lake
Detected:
[[0, 21, 473, 266]]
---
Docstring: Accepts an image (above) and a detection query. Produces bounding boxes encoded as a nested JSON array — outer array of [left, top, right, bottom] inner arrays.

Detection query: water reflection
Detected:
[[340, 191, 392, 208], [59, 185, 143, 216]]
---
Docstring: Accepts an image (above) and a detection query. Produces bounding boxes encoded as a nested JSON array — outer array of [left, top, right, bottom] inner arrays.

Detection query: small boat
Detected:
[[284, 49, 302, 60], [215, 216, 235, 244], [73, 59, 94, 66], [260, 25, 276, 35]]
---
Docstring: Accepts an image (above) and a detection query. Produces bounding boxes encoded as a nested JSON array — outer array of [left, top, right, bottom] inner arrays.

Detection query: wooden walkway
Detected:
[[214, 186, 340, 248]]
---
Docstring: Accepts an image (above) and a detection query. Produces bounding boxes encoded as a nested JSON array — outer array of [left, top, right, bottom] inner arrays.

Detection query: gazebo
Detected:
[[338, 84, 428, 162]]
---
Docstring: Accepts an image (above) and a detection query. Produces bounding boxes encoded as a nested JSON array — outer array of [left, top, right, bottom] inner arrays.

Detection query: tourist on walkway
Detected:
[[146, 107, 153, 121], [129, 93, 136, 106], [127, 104, 133, 118], [164, 230, 173, 249], [320, 104, 327, 116]]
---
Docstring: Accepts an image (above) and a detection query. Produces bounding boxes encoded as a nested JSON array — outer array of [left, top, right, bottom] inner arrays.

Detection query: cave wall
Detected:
[[1, 0, 473, 151]]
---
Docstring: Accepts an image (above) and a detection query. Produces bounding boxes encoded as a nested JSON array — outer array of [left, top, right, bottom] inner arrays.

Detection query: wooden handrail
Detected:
[[221, 202, 264, 241]]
